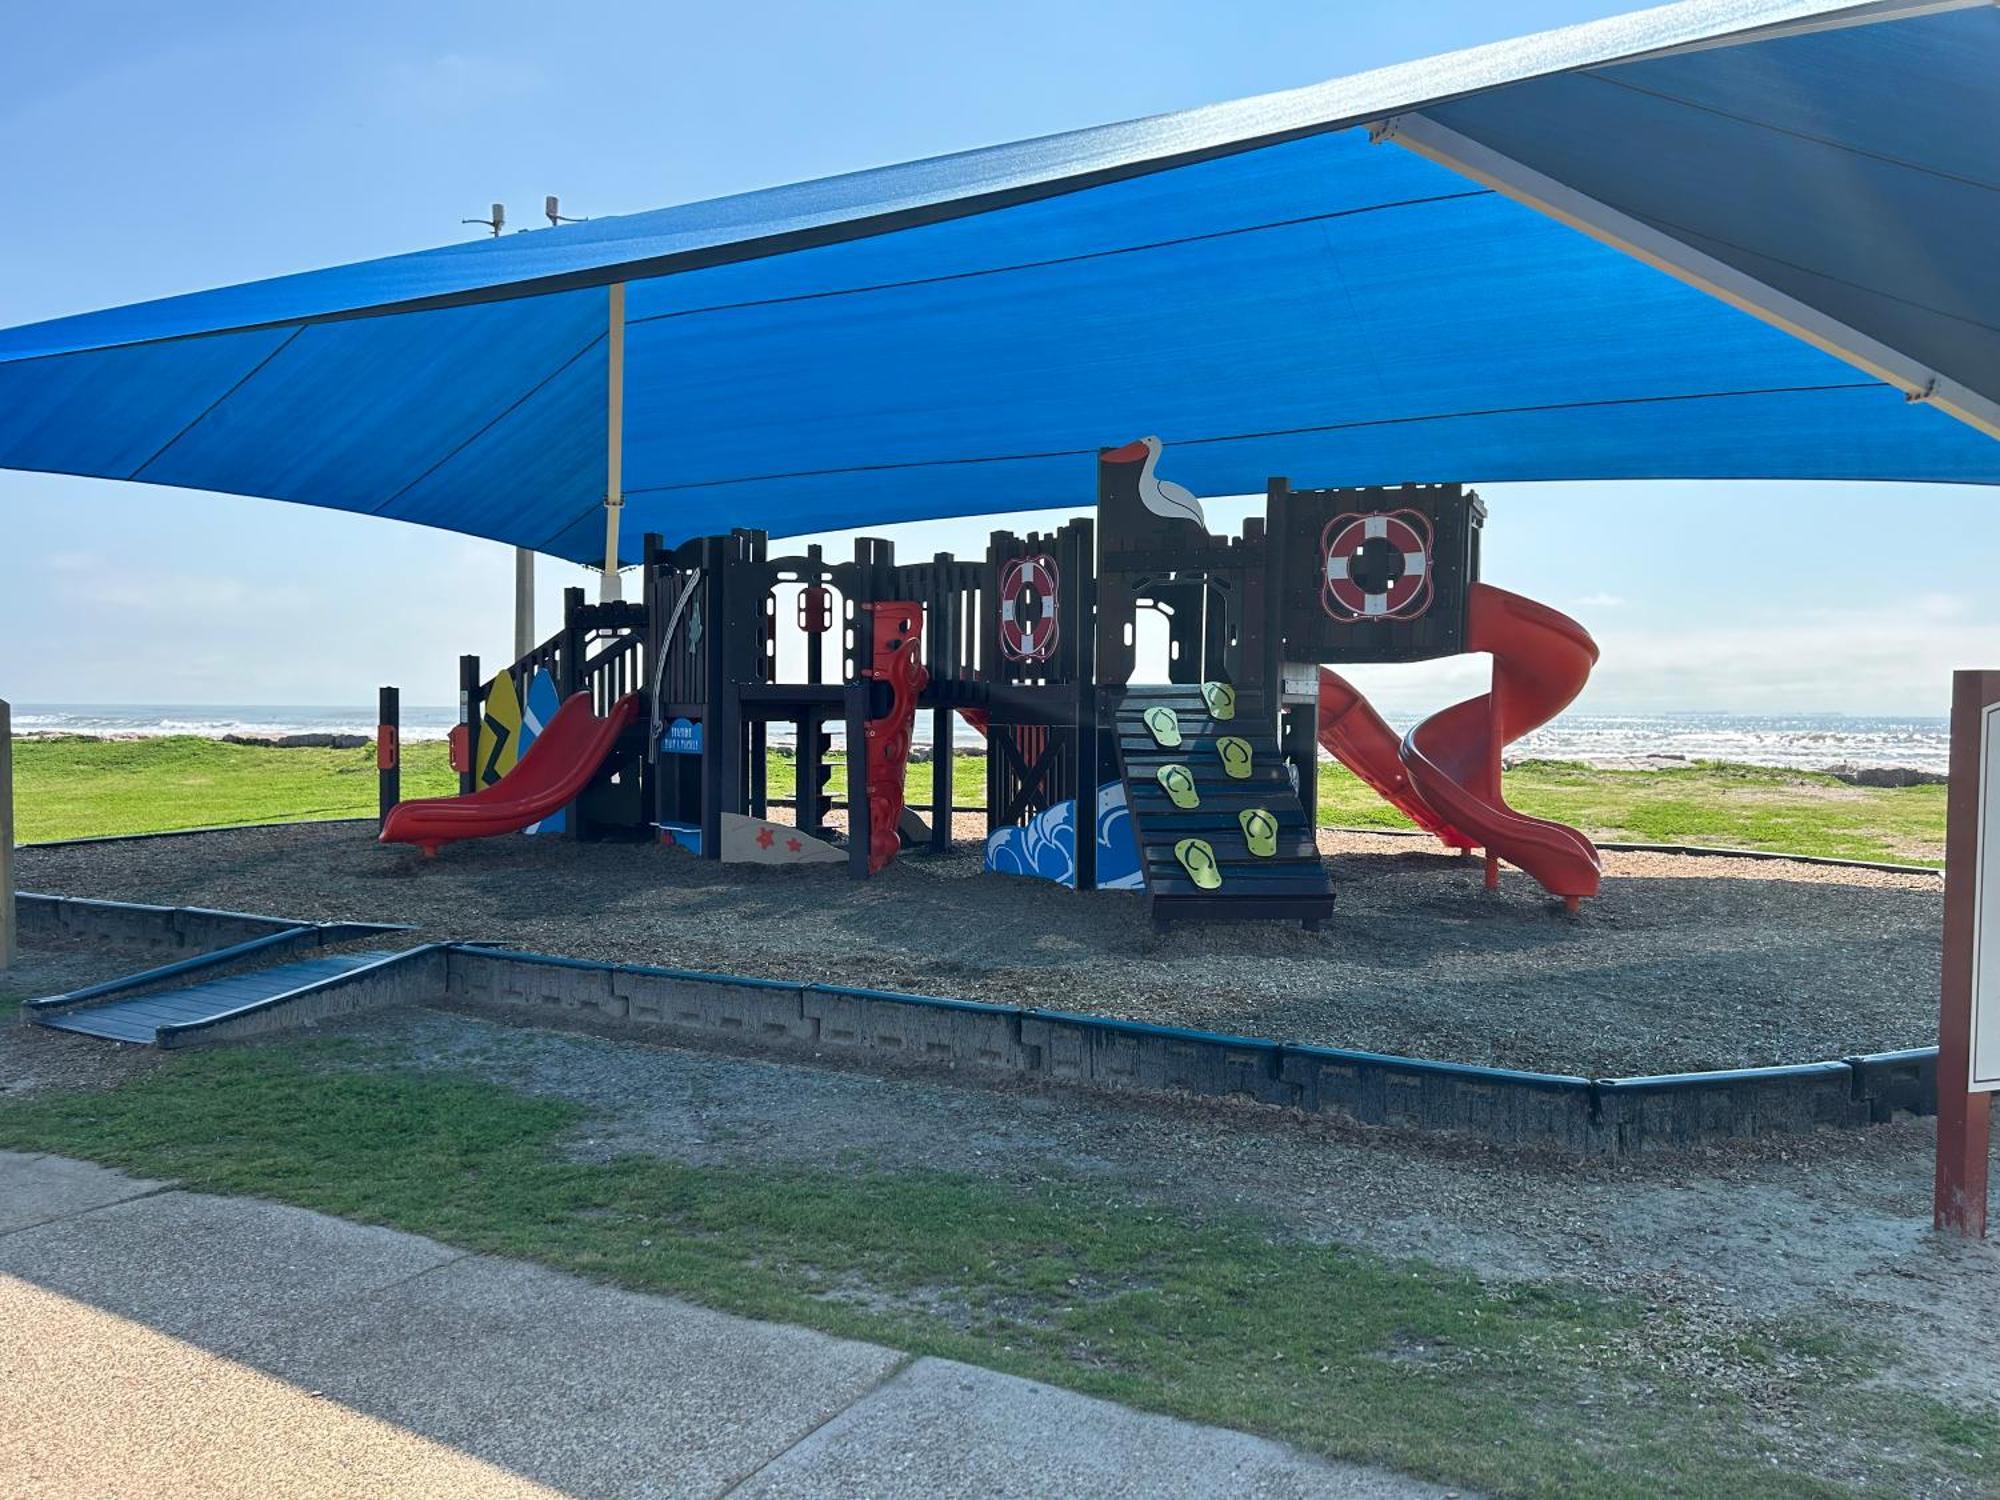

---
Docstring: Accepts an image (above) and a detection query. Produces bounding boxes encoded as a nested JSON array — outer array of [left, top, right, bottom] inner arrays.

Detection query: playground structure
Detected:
[[0, 2, 1984, 936], [382, 442, 1601, 922]]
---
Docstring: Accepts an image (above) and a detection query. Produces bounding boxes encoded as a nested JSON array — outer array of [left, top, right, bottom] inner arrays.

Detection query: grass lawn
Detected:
[[0, 1038, 1985, 1499], [13, 737, 458, 843], [16, 737, 1945, 864], [1320, 758, 1946, 867]]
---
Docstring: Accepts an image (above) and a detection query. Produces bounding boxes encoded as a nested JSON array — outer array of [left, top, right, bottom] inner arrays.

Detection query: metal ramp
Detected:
[[36, 951, 400, 1045], [1112, 686, 1334, 927]]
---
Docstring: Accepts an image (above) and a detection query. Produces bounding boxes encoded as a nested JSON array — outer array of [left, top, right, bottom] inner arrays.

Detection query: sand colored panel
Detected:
[[719, 812, 844, 864]]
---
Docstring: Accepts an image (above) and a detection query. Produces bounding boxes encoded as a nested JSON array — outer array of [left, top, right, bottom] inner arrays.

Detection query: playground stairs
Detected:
[[27, 936, 433, 1049], [1110, 686, 1334, 927]]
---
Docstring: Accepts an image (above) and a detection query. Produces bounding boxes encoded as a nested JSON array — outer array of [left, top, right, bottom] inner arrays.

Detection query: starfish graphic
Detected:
[[786, 837, 802, 853], [756, 826, 774, 849]]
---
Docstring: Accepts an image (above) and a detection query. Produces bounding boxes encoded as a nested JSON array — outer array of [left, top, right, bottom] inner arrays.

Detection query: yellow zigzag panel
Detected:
[[474, 670, 525, 785]]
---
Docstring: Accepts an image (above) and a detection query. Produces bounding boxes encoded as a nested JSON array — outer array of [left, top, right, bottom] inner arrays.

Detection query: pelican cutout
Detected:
[[1100, 436, 1206, 530]]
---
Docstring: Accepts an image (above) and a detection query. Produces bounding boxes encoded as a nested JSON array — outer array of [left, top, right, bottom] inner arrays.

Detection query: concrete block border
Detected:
[[15, 891, 401, 956], [441, 945, 1937, 1154], [14, 893, 1941, 1150]]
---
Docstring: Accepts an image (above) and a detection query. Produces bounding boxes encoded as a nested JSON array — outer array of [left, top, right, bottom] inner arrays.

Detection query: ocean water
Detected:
[[14, 703, 463, 743], [12, 704, 1953, 772], [1507, 713, 1950, 774]]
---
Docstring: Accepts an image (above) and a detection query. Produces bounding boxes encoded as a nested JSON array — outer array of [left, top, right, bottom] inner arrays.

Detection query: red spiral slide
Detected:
[[1317, 583, 1601, 908], [381, 691, 640, 856]]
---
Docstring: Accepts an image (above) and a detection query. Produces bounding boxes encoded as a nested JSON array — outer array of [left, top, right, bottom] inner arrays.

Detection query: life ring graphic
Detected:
[[999, 554, 1061, 662], [1321, 510, 1434, 622]]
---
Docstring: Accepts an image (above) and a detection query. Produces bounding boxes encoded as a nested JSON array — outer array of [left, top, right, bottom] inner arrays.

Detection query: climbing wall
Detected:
[[1111, 685, 1333, 927]]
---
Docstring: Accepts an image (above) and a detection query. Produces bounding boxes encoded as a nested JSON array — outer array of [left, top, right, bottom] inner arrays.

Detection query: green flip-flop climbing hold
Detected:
[[1156, 762, 1200, 809], [1239, 807, 1279, 857], [1215, 735, 1254, 779], [1174, 837, 1223, 891], [1142, 705, 1182, 748], [1201, 681, 1236, 721]]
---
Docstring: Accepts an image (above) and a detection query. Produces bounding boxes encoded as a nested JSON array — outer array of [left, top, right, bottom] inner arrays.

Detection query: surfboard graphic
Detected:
[[519, 668, 566, 835], [476, 668, 525, 785]]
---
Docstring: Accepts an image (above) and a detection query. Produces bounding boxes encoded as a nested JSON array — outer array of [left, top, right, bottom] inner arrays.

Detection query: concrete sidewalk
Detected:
[[0, 1152, 1461, 1499]]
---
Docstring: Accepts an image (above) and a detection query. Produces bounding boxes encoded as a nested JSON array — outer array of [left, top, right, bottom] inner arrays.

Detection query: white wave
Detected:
[[10, 705, 1952, 771]]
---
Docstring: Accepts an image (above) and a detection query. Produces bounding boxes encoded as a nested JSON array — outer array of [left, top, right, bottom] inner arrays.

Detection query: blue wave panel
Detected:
[[986, 781, 1141, 890]]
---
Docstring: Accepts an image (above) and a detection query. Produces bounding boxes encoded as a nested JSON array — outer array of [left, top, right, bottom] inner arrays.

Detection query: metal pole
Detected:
[[513, 548, 536, 658], [1936, 669, 2000, 1237], [600, 282, 627, 603], [0, 699, 14, 972], [457, 654, 481, 796]]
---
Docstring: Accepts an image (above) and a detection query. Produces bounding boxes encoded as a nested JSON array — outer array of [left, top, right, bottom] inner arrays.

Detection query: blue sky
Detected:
[[3, 0, 1995, 716]]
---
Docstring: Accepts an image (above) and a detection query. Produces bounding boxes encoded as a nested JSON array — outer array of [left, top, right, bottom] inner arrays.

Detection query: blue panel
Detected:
[[519, 669, 568, 837], [1430, 7, 2000, 401], [382, 331, 609, 545], [620, 132, 1489, 323], [985, 781, 1142, 889], [140, 290, 607, 514], [0, 326, 297, 479]]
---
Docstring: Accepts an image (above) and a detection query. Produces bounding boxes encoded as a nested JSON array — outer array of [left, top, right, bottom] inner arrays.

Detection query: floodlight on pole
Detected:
[[545, 196, 587, 228], [461, 203, 505, 238]]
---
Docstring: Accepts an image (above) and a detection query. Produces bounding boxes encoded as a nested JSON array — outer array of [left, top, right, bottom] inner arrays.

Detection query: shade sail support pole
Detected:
[[600, 281, 627, 603], [513, 547, 536, 658], [1371, 112, 2000, 444]]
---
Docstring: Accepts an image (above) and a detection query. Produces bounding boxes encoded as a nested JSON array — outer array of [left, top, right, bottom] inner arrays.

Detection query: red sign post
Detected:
[[1936, 670, 2000, 1237]]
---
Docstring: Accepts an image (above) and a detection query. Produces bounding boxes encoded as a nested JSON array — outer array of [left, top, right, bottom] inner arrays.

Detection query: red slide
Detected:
[[1318, 583, 1601, 908], [1315, 670, 1475, 852], [381, 691, 640, 856]]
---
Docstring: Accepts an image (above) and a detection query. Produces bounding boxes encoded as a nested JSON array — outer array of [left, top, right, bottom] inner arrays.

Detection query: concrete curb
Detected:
[[442, 945, 1935, 1155], [18, 891, 326, 953], [15, 893, 1941, 1151]]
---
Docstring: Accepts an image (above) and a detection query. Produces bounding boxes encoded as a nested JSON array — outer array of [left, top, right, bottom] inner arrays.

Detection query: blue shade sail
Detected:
[[1426, 4, 2000, 408], [1, 0, 1994, 565]]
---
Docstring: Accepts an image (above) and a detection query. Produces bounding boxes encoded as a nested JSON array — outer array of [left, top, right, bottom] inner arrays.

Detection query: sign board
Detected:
[[1972, 702, 2000, 1090], [660, 716, 702, 755], [1937, 671, 2000, 1236], [1, 699, 14, 972]]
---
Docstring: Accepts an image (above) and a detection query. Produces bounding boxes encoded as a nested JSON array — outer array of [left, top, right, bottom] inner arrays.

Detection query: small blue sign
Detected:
[[661, 716, 703, 755]]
